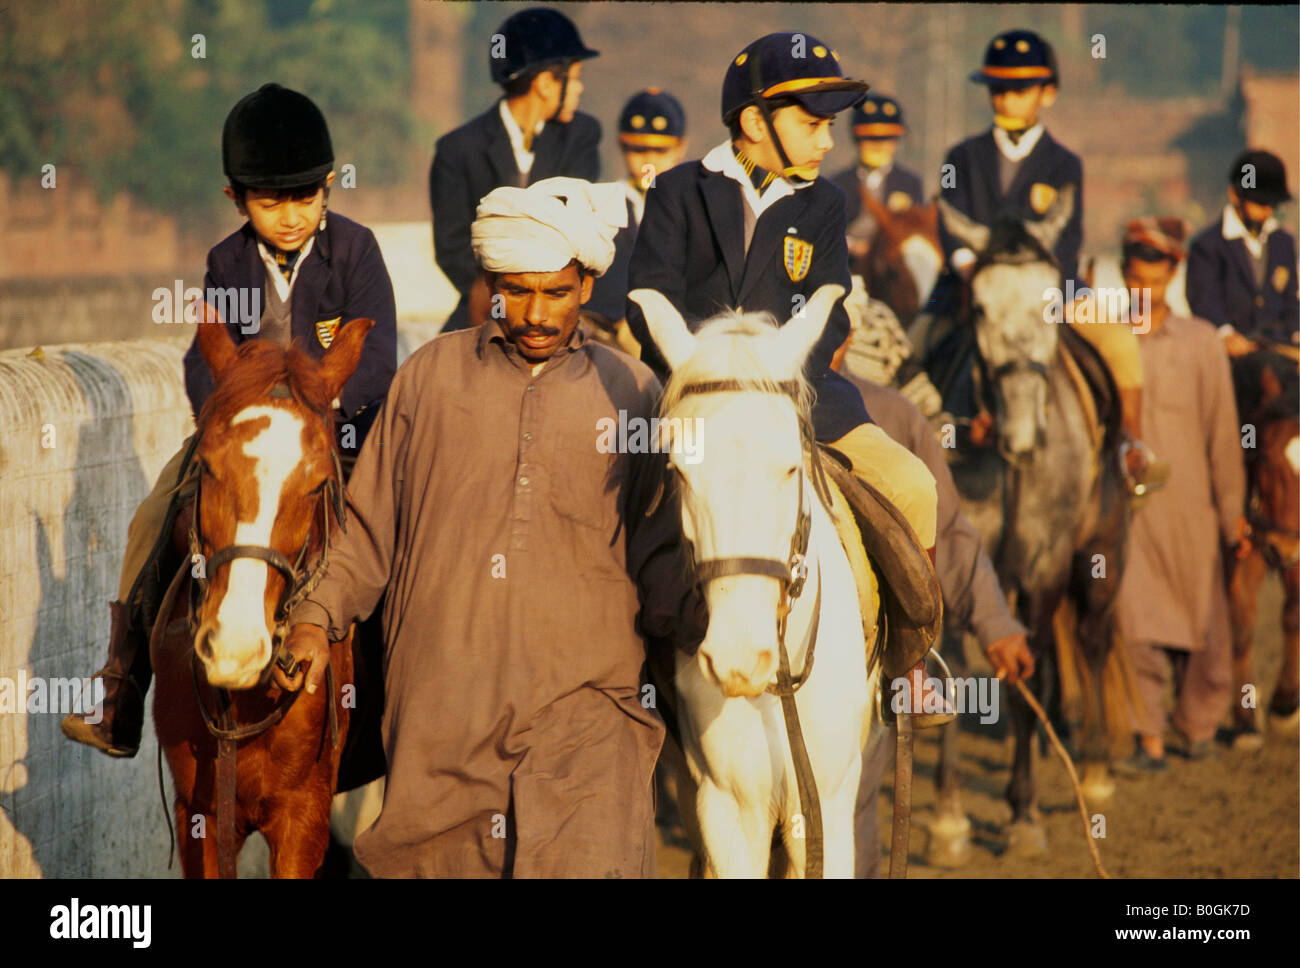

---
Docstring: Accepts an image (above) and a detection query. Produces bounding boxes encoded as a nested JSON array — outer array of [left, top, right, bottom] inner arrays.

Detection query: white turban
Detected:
[[470, 176, 628, 277]]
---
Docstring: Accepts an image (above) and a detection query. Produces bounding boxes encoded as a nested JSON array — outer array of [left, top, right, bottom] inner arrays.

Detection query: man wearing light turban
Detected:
[[281, 175, 672, 877]]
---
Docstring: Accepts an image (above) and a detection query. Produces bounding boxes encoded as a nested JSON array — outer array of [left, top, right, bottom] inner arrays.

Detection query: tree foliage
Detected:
[[0, 0, 412, 221]]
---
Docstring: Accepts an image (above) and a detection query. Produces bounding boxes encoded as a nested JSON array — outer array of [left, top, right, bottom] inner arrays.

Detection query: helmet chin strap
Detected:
[[746, 38, 817, 182]]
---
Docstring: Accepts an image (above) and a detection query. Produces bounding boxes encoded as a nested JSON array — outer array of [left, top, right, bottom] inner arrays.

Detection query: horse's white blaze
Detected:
[[1286, 436, 1300, 476], [900, 234, 941, 310], [209, 405, 304, 686]]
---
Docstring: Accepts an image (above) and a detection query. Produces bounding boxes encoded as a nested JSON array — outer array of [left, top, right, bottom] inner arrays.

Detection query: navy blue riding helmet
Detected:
[[851, 93, 905, 141], [619, 88, 686, 148], [969, 29, 1059, 90], [720, 31, 868, 175]]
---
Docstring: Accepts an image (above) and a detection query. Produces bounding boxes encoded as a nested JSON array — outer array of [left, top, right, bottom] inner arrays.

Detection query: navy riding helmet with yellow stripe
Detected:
[[852, 94, 905, 141], [970, 29, 1059, 90], [619, 89, 686, 149], [721, 31, 868, 177]]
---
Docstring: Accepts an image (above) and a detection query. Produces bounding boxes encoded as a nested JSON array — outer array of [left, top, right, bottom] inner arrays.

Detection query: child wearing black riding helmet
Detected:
[[62, 83, 396, 759]]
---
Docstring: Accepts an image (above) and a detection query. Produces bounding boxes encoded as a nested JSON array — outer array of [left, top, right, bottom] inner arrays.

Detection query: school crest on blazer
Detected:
[[1029, 182, 1058, 215], [315, 315, 341, 348], [1273, 265, 1289, 293], [783, 236, 813, 282]]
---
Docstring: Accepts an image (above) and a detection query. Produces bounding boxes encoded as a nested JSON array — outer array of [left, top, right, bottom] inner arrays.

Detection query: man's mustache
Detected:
[[508, 325, 560, 339]]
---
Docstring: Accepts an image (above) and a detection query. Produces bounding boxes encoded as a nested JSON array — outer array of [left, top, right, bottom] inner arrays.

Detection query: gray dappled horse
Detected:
[[925, 187, 1130, 859]]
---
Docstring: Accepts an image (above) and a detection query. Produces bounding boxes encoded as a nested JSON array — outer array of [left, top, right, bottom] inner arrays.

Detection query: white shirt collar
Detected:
[[992, 123, 1044, 163], [1221, 202, 1276, 258], [701, 140, 812, 219], [257, 235, 314, 303], [499, 99, 545, 177]]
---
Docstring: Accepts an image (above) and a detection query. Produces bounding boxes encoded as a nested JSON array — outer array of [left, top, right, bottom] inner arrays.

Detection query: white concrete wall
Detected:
[[0, 339, 196, 876], [0, 324, 442, 878]]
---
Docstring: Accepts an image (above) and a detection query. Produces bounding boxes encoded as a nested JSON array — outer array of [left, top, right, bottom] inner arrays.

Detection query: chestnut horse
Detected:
[[854, 184, 942, 330], [151, 315, 373, 877], [1229, 349, 1300, 746]]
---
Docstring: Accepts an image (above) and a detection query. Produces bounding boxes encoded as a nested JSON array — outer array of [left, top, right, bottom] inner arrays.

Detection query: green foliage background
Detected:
[[0, 0, 412, 222]]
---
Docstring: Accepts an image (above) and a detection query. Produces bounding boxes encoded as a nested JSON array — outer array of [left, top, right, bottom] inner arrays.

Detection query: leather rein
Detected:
[[673, 376, 833, 877], [183, 383, 347, 877]]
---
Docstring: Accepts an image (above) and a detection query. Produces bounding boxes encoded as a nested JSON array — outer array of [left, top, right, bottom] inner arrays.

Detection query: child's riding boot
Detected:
[[60, 601, 151, 757]]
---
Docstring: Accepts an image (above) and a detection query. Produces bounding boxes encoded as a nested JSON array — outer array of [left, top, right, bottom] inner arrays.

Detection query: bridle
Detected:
[[673, 377, 831, 696], [186, 387, 348, 663], [179, 383, 347, 879]]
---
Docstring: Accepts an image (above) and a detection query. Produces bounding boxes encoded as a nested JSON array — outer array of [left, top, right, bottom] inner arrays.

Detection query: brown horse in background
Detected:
[[853, 184, 943, 329], [151, 315, 373, 877], [1229, 348, 1300, 746]]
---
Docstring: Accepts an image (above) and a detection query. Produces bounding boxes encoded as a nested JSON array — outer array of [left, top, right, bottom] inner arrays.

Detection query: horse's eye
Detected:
[[785, 465, 800, 479]]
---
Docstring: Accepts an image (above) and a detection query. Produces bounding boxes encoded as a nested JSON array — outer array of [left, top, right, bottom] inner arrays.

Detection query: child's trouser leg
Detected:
[[826, 422, 938, 549]]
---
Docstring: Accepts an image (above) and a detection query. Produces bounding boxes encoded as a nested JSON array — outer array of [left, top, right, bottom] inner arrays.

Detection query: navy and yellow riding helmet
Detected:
[[721, 31, 868, 124], [618, 89, 686, 149], [969, 29, 1059, 90], [852, 94, 905, 141]]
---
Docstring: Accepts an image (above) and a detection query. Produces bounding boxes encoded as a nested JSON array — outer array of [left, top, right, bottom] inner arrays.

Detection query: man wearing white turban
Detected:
[[472, 176, 627, 277], [281, 175, 673, 877]]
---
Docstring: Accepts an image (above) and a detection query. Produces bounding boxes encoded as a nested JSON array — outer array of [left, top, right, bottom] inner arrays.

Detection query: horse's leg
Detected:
[[1004, 595, 1056, 859], [1229, 548, 1268, 741], [263, 794, 334, 878], [1071, 530, 1128, 806], [928, 628, 972, 867], [174, 800, 230, 878], [1270, 563, 1300, 737], [695, 778, 772, 878], [810, 755, 862, 879]]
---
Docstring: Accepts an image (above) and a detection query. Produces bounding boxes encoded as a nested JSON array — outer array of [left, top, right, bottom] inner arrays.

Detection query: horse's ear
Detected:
[[776, 284, 845, 366], [1025, 183, 1075, 255], [629, 289, 697, 370], [318, 317, 375, 403], [195, 302, 238, 383], [937, 197, 991, 255]]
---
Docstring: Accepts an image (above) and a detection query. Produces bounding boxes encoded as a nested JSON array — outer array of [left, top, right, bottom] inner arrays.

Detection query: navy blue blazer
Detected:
[[584, 195, 639, 323], [625, 161, 871, 442], [430, 103, 601, 331], [1186, 217, 1299, 346], [938, 128, 1084, 284], [183, 214, 397, 445], [830, 163, 925, 225]]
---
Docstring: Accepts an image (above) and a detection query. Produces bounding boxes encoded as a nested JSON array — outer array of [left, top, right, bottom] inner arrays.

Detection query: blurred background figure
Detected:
[[429, 6, 601, 332], [1187, 148, 1298, 356], [830, 93, 924, 269]]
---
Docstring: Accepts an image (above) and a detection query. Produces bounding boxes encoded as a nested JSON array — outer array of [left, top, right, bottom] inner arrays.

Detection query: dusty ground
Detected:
[[655, 572, 1298, 878]]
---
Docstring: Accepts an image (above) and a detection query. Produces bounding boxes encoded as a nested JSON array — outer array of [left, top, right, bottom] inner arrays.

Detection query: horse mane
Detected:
[[658, 310, 815, 423], [973, 213, 1059, 274], [197, 338, 334, 431]]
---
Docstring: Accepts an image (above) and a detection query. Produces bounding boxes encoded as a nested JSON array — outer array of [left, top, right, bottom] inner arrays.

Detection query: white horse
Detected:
[[630, 285, 880, 878]]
